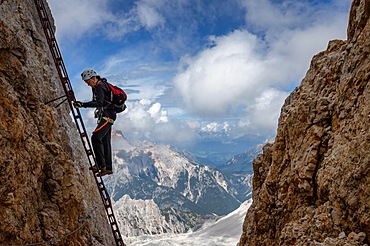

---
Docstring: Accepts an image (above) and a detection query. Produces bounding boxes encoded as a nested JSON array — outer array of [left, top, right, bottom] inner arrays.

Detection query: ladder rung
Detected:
[[34, 0, 125, 243]]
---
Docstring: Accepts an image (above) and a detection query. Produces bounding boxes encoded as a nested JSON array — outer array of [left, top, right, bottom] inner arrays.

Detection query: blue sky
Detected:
[[48, 0, 352, 154]]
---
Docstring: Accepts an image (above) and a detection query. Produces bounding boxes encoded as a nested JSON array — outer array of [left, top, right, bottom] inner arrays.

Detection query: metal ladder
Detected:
[[33, 1, 125, 245]]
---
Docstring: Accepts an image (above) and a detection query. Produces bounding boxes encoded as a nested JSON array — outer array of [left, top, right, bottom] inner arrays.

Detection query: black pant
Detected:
[[91, 119, 112, 170]]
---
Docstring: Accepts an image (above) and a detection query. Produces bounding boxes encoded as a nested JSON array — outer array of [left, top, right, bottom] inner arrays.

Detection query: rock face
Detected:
[[239, 0, 370, 245], [0, 1, 115, 245]]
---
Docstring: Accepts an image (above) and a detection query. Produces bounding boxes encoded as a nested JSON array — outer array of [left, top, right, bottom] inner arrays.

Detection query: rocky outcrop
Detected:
[[0, 1, 114, 245], [239, 0, 370, 245]]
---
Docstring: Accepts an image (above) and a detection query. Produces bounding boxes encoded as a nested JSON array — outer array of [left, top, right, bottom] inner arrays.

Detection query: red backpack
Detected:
[[100, 79, 127, 113]]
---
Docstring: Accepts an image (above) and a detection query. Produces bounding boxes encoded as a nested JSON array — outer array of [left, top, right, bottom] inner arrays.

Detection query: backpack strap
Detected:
[[97, 79, 113, 103], [97, 79, 109, 91]]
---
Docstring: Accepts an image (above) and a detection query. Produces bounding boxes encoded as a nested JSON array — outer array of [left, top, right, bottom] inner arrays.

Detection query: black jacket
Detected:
[[83, 79, 117, 121]]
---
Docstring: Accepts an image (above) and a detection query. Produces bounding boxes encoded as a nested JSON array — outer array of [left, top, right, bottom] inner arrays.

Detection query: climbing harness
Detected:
[[102, 116, 115, 124], [33, 1, 125, 245], [93, 117, 113, 133]]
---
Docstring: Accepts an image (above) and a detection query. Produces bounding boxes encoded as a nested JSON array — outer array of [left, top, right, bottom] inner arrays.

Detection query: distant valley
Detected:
[[103, 131, 262, 237]]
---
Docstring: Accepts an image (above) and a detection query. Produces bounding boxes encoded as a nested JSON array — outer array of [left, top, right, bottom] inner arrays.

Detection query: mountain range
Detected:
[[103, 131, 260, 237]]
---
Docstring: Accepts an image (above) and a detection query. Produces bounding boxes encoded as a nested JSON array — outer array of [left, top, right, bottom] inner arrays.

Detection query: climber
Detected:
[[73, 68, 116, 176]]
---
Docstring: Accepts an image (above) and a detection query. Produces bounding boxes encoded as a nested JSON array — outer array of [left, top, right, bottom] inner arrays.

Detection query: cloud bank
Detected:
[[48, 0, 351, 147], [172, 0, 350, 133]]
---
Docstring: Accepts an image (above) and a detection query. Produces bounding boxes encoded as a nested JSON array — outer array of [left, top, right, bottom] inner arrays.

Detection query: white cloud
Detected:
[[48, 0, 111, 41], [108, 101, 195, 145], [173, 0, 350, 133], [49, 0, 352, 147], [243, 88, 289, 132], [49, 0, 167, 42], [241, 0, 308, 32], [201, 122, 230, 134], [148, 102, 168, 123], [136, 1, 165, 29], [174, 30, 266, 116], [241, 0, 351, 33]]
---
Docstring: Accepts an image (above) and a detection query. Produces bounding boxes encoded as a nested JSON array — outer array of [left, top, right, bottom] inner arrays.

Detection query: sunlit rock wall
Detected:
[[0, 1, 115, 245], [239, 0, 370, 245]]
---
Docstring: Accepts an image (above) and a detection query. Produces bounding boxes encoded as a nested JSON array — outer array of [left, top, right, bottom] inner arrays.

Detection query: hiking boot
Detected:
[[98, 167, 106, 176], [100, 168, 113, 176], [89, 165, 99, 173]]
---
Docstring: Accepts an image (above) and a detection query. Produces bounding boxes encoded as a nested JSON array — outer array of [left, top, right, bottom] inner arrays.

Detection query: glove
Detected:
[[73, 101, 84, 108]]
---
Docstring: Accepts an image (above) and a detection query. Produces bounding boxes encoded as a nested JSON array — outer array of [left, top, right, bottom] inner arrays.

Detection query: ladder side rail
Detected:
[[34, 0, 96, 167], [72, 112, 97, 166], [34, 0, 73, 103], [50, 47, 97, 167], [34, 0, 74, 96], [34, 1, 125, 245], [94, 177, 125, 245], [102, 190, 125, 244], [96, 179, 124, 243]]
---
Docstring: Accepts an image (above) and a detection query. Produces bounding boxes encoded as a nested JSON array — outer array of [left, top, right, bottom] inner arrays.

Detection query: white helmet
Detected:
[[81, 68, 97, 80]]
